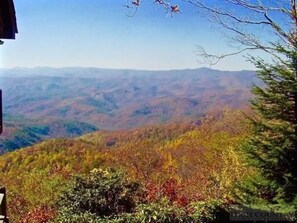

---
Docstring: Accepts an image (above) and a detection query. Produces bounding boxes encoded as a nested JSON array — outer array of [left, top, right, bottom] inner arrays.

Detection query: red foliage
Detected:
[[162, 179, 178, 202], [162, 179, 189, 206], [8, 193, 30, 222], [144, 179, 189, 207], [20, 206, 56, 223]]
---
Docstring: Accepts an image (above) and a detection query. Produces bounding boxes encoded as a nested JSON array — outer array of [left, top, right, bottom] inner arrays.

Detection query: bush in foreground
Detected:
[[53, 168, 225, 223]]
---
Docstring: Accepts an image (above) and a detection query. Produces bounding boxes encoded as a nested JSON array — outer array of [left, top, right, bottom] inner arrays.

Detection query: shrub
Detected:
[[53, 168, 226, 223], [53, 168, 140, 222]]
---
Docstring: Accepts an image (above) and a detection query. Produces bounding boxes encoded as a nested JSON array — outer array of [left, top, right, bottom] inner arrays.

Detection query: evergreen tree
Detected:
[[243, 49, 297, 204]]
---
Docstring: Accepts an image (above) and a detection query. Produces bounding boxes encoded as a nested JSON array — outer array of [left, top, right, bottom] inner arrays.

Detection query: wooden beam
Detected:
[[0, 0, 18, 39]]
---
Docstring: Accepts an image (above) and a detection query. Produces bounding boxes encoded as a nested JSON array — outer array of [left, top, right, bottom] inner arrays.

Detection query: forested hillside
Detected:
[[0, 110, 251, 222], [0, 115, 97, 154]]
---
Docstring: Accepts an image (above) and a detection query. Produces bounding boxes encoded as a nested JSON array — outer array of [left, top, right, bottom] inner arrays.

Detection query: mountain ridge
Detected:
[[0, 67, 258, 152], [0, 67, 257, 129], [0, 67, 255, 78]]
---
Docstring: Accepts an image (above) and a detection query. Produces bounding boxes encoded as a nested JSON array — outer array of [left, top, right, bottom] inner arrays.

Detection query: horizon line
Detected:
[[0, 66, 256, 73]]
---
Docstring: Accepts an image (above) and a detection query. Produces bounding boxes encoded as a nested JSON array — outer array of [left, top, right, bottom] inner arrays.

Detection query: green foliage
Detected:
[[54, 168, 140, 222], [189, 200, 223, 223], [53, 169, 225, 223], [132, 199, 191, 223], [130, 199, 224, 223], [242, 51, 297, 204]]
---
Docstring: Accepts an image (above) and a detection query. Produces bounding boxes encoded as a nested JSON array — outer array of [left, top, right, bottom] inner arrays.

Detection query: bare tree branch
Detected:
[[195, 46, 257, 65], [180, 0, 297, 64], [126, 0, 297, 64]]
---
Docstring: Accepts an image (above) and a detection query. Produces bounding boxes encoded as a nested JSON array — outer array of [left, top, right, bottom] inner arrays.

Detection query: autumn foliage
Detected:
[[0, 109, 251, 222]]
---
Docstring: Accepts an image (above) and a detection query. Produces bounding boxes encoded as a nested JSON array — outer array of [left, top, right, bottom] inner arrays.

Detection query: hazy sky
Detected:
[[0, 0, 266, 70]]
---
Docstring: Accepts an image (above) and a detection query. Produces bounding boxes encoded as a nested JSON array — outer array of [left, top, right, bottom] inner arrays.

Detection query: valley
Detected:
[[0, 67, 256, 152]]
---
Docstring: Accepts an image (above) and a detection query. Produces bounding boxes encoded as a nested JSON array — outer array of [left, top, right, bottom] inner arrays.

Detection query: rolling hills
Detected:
[[0, 67, 257, 152], [0, 67, 257, 127]]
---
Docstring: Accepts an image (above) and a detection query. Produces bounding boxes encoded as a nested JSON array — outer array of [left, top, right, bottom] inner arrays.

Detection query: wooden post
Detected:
[[0, 89, 2, 135], [0, 187, 8, 223]]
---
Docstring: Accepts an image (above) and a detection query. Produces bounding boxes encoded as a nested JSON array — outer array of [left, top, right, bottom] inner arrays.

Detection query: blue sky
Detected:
[[0, 0, 262, 70]]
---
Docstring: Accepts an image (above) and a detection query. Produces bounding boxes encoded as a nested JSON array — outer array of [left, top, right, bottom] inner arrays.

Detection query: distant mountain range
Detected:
[[0, 67, 259, 152]]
